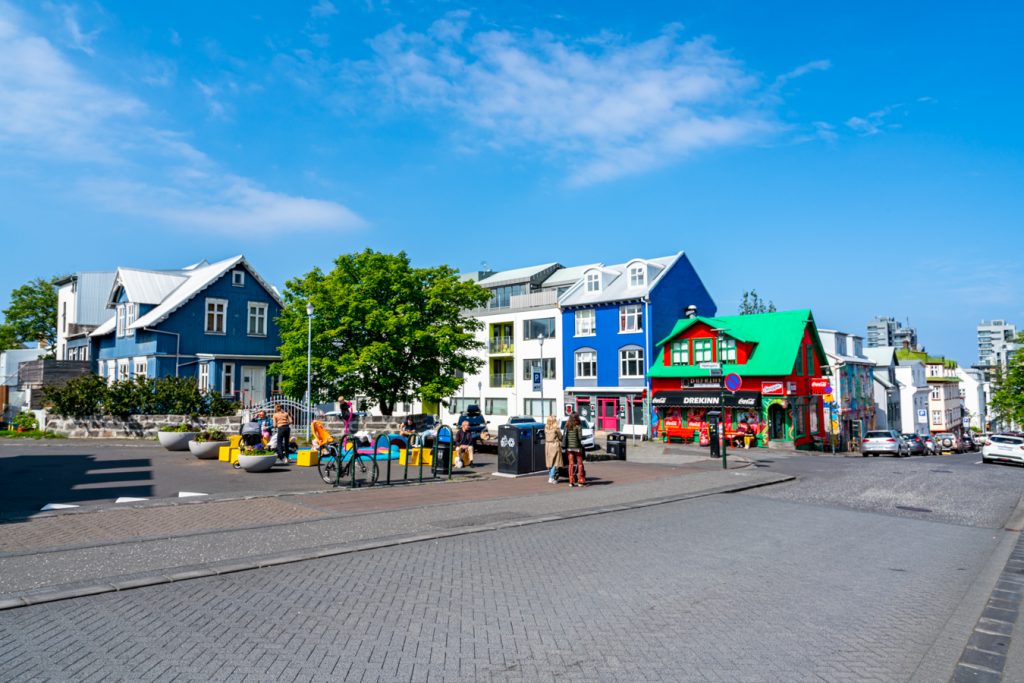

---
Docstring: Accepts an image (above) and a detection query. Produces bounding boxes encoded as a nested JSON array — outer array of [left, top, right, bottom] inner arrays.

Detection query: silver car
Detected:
[[861, 430, 908, 457], [982, 434, 1024, 466], [560, 417, 596, 450]]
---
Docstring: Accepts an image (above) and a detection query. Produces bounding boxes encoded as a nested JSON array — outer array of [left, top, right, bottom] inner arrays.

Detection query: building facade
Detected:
[[559, 253, 716, 435], [978, 319, 1017, 370], [898, 349, 964, 437], [956, 367, 987, 432], [819, 330, 876, 448], [894, 359, 930, 436], [89, 256, 283, 404], [648, 309, 828, 449], [863, 347, 901, 431], [866, 316, 917, 350], [54, 271, 116, 362]]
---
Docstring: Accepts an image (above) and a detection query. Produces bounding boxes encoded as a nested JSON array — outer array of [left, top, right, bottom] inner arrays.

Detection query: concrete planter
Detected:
[[189, 440, 229, 460], [158, 431, 199, 451], [236, 454, 276, 472]]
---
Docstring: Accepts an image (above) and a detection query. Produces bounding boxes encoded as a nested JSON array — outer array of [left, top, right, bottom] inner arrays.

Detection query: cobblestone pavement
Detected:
[[0, 492, 1005, 682]]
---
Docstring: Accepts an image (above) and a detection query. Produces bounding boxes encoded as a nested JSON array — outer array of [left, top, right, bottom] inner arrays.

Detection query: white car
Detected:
[[982, 434, 1024, 466], [560, 417, 596, 450]]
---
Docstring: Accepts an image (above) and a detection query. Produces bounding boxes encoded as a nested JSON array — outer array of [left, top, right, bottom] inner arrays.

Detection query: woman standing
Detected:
[[272, 404, 292, 464], [544, 415, 564, 484], [564, 412, 586, 487]]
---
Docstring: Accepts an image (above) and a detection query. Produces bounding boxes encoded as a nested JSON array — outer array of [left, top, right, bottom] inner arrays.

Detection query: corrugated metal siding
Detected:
[[76, 272, 116, 325]]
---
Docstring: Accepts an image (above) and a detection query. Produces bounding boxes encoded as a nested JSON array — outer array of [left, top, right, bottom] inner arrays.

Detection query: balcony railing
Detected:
[[489, 372, 515, 388], [489, 337, 514, 354]]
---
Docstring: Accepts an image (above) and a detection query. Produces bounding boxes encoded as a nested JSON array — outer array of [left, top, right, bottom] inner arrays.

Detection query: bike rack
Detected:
[[375, 432, 404, 486]]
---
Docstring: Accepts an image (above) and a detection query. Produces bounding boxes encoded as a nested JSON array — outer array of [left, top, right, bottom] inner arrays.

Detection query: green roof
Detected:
[[649, 309, 827, 379], [896, 349, 958, 369]]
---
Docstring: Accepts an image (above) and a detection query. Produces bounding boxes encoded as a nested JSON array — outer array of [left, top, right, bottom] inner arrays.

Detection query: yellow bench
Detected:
[[399, 447, 432, 466], [296, 449, 318, 467]]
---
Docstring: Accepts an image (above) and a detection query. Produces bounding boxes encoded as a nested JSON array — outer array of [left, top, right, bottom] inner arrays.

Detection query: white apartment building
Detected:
[[978, 319, 1017, 369], [54, 271, 116, 362], [899, 349, 964, 435], [894, 359, 930, 436], [956, 367, 987, 431], [441, 263, 593, 435]]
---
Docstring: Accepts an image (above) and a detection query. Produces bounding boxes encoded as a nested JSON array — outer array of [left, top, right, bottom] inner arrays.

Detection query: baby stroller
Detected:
[[240, 421, 264, 448]]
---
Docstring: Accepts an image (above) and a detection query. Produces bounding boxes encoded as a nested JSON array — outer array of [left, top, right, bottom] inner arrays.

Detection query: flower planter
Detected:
[[189, 440, 229, 459], [236, 454, 277, 472], [158, 431, 199, 451]]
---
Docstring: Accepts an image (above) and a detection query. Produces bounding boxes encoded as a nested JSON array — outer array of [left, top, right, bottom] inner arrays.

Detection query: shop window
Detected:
[[718, 338, 736, 363], [671, 341, 689, 366], [619, 347, 644, 378], [793, 399, 807, 437], [450, 397, 479, 414], [523, 398, 555, 419], [575, 309, 595, 336], [576, 350, 597, 378], [693, 338, 713, 363]]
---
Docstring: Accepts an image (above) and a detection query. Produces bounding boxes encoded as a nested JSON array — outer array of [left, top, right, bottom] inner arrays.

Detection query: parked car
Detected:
[[933, 432, 963, 454], [982, 434, 1024, 466], [900, 433, 926, 456], [923, 435, 938, 455], [560, 417, 597, 450], [975, 433, 991, 446], [454, 405, 488, 443], [506, 415, 540, 425], [861, 430, 908, 457], [961, 432, 979, 452]]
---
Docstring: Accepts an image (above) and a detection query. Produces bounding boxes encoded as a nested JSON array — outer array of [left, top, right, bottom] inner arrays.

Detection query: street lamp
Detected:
[[306, 302, 314, 439], [538, 333, 545, 419]]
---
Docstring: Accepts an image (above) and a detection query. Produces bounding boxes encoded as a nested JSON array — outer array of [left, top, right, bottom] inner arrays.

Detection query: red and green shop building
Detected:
[[648, 309, 830, 449]]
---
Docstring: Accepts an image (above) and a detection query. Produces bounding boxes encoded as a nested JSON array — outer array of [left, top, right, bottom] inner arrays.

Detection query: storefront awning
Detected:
[[651, 390, 761, 409]]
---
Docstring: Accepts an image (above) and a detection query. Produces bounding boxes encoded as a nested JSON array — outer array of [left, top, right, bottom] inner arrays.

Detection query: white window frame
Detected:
[[585, 272, 601, 293], [574, 309, 595, 337], [628, 265, 645, 287], [232, 270, 245, 287], [222, 362, 235, 397], [718, 338, 737, 363], [575, 350, 597, 379], [125, 303, 136, 333], [133, 357, 147, 378], [694, 338, 714, 363], [199, 364, 210, 393], [117, 359, 129, 382], [671, 341, 689, 366], [116, 305, 126, 337], [205, 298, 227, 334], [485, 397, 508, 416], [619, 348, 645, 378], [248, 302, 268, 337], [619, 304, 642, 333]]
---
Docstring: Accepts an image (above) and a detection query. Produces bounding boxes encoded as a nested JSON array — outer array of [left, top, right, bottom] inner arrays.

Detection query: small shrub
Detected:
[[103, 377, 155, 417], [153, 376, 205, 415], [206, 392, 238, 418], [44, 374, 108, 418], [195, 429, 227, 442], [159, 423, 197, 433], [12, 412, 38, 431]]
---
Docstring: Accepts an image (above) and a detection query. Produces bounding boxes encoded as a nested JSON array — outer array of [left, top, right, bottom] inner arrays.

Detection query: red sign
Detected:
[[761, 381, 786, 396], [810, 378, 829, 395]]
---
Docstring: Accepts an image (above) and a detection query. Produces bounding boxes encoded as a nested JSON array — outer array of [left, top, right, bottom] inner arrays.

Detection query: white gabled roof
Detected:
[[110, 268, 189, 306], [558, 253, 680, 307], [541, 263, 601, 288], [91, 255, 283, 337]]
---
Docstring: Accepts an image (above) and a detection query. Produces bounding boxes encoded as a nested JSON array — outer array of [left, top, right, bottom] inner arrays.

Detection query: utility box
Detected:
[[606, 432, 627, 460]]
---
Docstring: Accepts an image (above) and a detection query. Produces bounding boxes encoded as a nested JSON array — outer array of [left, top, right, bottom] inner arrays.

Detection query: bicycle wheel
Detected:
[[317, 446, 341, 485]]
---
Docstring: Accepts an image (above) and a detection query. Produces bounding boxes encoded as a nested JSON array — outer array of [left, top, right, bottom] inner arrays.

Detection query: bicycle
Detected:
[[317, 435, 379, 487]]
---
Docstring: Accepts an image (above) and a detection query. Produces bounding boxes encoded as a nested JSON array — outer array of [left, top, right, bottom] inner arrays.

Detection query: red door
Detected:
[[598, 397, 619, 431]]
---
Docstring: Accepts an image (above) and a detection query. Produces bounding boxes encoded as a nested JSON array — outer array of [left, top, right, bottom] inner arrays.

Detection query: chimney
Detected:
[[684, 305, 697, 319], [902, 340, 910, 350]]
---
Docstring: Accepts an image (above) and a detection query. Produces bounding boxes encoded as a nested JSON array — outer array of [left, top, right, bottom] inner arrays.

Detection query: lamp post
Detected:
[[538, 333, 545, 419], [306, 302, 314, 439]]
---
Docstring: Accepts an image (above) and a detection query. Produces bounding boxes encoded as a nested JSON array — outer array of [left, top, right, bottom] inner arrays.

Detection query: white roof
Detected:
[[477, 263, 559, 288], [862, 346, 898, 367], [91, 255, 283, 336], [558, 254, 680, 307], [111, 268, 188, 305], [541, 263, 601, 288]]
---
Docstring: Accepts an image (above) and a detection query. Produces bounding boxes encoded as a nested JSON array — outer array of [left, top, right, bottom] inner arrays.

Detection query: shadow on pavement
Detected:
[[0, 454, 154, 521]]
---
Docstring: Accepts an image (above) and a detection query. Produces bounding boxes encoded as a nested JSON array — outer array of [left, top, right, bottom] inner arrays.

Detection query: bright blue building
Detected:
[[89, 256, 283, 404], [558, 252, 716, 434]]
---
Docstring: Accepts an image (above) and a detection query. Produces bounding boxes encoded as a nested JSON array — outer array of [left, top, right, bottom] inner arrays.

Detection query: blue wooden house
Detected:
[[558, 252, 716, 434], [89, 255, 283, 404]]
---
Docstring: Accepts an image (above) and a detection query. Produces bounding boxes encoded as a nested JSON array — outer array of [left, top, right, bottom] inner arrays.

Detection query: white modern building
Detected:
[[54, 271, 116, 362], [866, 316, 918, 350], [956, 367, 987, 432], [978, 319, 1017, 370], [898, 349, 964, 436], [894, 358, 930, 436]]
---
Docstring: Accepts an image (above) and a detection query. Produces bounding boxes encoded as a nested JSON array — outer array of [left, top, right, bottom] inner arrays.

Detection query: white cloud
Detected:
[[0, 2, 363, 235], [57, 3, 99, 55], [771, 59, 830, 91], [310, 0, 338, 19], [361, 15, 781, 185], [846, 103, 904, 136]]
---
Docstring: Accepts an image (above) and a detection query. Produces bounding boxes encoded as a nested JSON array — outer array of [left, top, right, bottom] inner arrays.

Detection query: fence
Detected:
[[246, 397, 311, 439]]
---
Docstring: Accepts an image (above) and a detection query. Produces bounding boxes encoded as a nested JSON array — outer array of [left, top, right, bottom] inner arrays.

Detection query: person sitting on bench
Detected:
[[453, 420, 474, 468]]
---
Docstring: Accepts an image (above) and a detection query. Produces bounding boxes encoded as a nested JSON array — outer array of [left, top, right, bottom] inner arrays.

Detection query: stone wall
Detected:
[[45, 414, 243, 439]]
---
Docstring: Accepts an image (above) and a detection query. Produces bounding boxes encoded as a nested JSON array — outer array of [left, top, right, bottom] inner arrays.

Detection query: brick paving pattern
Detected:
[[0, 493, 1000, 681]]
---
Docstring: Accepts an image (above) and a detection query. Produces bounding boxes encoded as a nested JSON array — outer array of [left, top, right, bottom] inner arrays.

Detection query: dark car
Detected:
[[961, 432, 979, 452], [454, 405, 488, 443], [900, 433, 926, 456]]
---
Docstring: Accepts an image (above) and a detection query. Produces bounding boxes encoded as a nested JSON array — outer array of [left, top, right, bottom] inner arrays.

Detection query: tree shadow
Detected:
[[0, 454, 154, 522]]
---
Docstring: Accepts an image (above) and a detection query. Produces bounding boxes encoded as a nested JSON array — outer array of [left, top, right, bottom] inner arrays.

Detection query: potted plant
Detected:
[[158, 423, 200, 451], [188, 429, 229, 459], [235, 446, 278, 472]]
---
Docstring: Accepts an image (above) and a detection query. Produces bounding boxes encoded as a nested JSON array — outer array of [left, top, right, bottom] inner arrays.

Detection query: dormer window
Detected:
[[232, 270, 245, 287], [585, 271, 600, 293], [628, 265, 645, 287]]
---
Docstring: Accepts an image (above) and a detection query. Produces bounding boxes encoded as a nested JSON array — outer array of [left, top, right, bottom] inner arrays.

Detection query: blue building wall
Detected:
[[561, 305, 646, 388], [648, 253, 716, 346]]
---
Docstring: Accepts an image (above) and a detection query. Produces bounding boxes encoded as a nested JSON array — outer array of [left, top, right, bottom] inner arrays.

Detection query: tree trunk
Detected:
[[379, 399, 393, 416]]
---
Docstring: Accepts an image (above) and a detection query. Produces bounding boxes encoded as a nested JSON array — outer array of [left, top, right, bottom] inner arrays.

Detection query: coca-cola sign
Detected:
[[810, 378, 829, 395], [761, 381, 785, 396]]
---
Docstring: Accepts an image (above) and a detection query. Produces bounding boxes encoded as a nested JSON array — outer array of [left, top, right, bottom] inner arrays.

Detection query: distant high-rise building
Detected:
[[978, 319, 1018, 369], [866, 316, 917, 349]]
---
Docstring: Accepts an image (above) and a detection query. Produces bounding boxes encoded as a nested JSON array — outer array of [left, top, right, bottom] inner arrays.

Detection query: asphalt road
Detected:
[[2, 451, 1021, 681]]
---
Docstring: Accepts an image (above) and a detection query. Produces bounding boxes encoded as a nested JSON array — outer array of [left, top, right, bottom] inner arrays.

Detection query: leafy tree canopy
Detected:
[[2, 276, 58, 350], [990, 333, 1024, 429], [272, 250, 491, 415], [738, 289, 777, 315], [0, 324, 20, 352]]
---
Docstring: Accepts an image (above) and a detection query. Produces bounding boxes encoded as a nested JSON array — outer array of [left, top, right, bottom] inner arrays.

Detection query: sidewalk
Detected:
[[0, 455, 792, 610]]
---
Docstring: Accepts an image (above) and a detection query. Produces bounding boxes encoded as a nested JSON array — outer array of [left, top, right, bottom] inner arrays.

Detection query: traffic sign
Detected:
[[532, 371, 542, 392], [724, 373, 742, 393]]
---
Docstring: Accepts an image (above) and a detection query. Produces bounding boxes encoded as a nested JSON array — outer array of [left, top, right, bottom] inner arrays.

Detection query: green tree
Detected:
[[3, 276, 58, 350], [272, 249, 491, 415], [738, 289, 777, 315], [0, 323, 20, 351], [990, 334, 1024, 428]]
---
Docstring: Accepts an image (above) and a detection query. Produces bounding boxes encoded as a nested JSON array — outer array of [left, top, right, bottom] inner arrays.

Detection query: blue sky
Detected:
[[1, 1, 1022, 365]]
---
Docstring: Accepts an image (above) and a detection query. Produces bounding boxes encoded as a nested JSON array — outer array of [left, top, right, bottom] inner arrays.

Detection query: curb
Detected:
[[0, 472, 794, 611]]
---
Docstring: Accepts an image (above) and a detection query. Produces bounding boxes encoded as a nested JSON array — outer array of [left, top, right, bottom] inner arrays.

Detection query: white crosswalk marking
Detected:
[[40, 503, 79, 511], [177, 491, 208, 498], [115, 497, 148, 503]]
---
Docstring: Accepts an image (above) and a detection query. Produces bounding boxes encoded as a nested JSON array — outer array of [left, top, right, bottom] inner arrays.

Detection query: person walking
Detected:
[[272, 404, 292, 463], [563, 412, 586, 487], [544, 414, 564, 484]]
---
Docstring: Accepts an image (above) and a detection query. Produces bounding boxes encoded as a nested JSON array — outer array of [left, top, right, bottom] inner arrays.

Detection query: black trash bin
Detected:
[[606, 432, 627, 460], [498, 424, 543, 475]]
